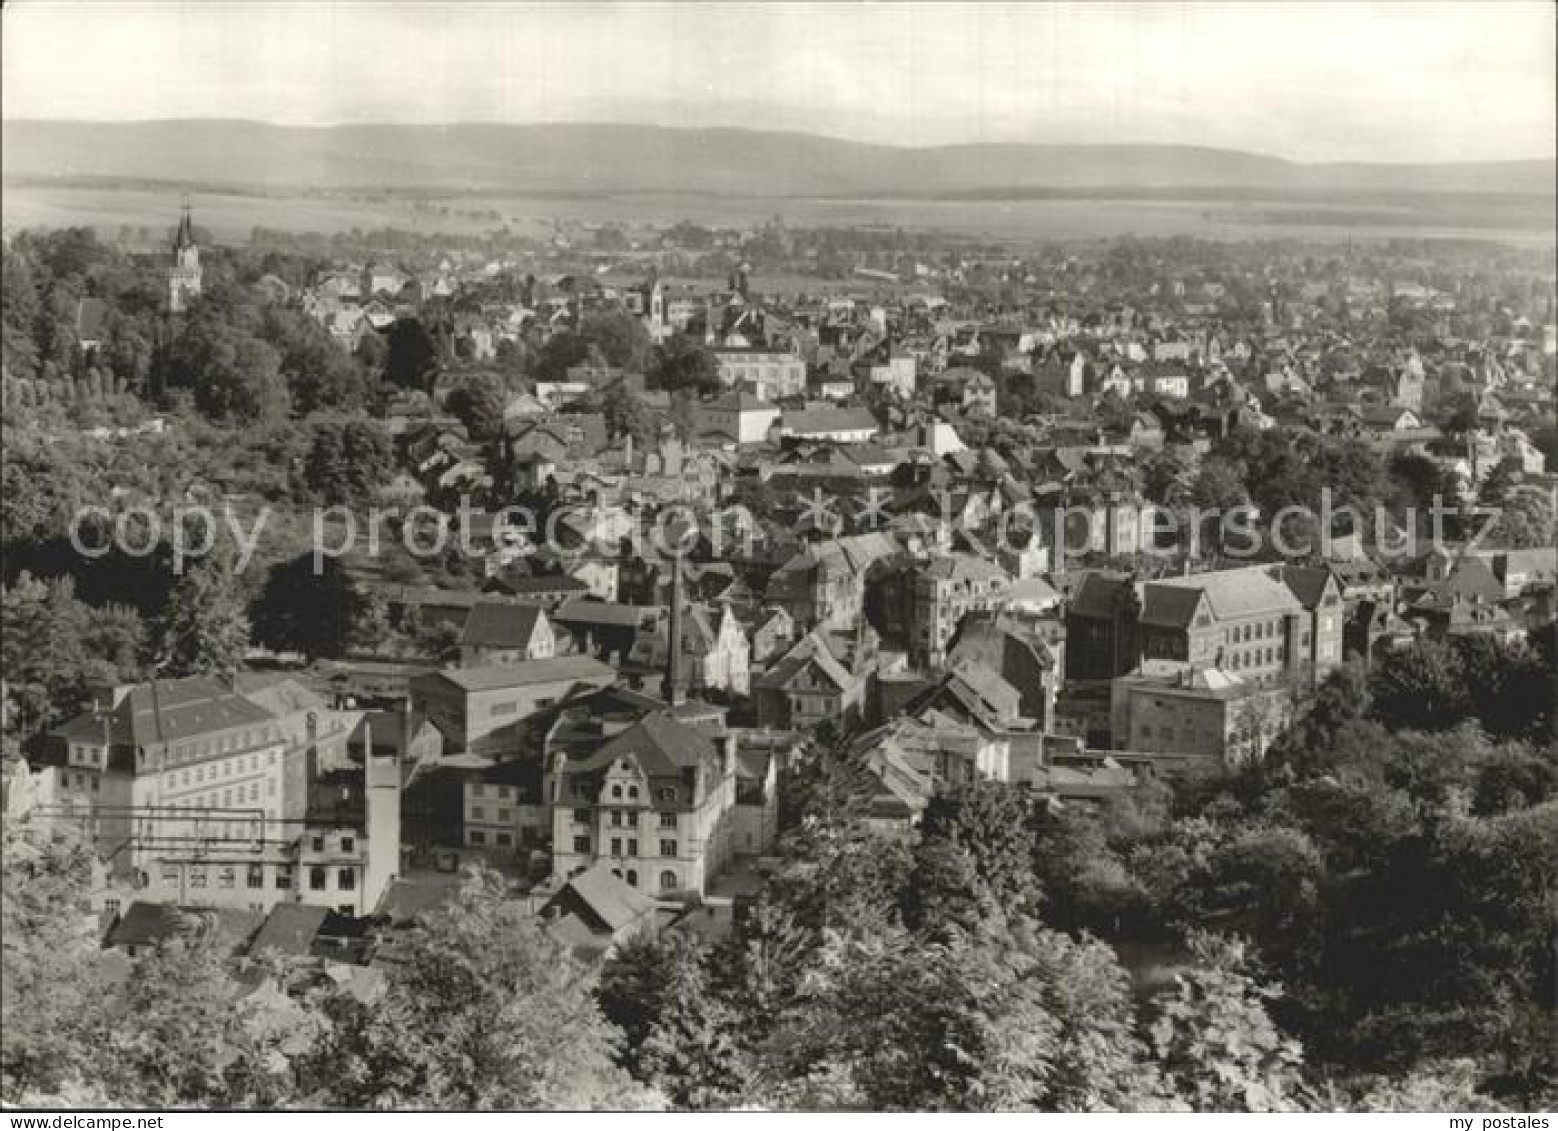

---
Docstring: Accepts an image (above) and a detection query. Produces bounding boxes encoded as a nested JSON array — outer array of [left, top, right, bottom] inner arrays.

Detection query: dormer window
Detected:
[[658, 787, 677, 803]]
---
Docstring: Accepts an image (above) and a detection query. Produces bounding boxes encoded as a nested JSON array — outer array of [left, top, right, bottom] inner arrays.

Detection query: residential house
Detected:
[[458, 601, 556, 666], [546, 712, 740, 897]]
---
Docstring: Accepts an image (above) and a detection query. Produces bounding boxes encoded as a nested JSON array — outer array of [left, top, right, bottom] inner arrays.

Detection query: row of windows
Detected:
[[472, 783, 515, 800], [570, 836, 678, 858], [487, 696, 556, 718], [572, 781, 678, 804], [157, 862, 350, 891], [168, 729, 276, 764], [1225, 620, 1285, 645], [470, 806, 512, 823], [166, 751, 277, 788], [607, 867, 681, 892], [164, 781, 272, 809]]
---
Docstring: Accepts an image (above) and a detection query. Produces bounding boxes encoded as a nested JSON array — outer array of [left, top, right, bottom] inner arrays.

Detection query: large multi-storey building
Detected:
[[410, 655, 615, 756], [1067, 564, 1343, 687], [909, 553, 1012, 669], [44, 676, 400, 917], [712, 347, 806, 399], [545, 712, 738, 897]]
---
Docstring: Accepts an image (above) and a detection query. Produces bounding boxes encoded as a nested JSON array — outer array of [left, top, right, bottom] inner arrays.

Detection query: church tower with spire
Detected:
[[167, 198, 202, 313]]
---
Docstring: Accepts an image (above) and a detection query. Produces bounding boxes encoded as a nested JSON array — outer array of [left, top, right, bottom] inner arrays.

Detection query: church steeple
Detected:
[[167, 197, 202, 313], [173, 197, 196, 251]]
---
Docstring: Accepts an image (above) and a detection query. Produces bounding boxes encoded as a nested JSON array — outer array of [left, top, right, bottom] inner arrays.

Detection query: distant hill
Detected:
[[3, 119, 1552, 198]]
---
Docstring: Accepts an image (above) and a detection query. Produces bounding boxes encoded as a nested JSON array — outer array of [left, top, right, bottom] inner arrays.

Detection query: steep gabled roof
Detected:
[[570, 711, 717, 778], [461, 601, 548, 649]]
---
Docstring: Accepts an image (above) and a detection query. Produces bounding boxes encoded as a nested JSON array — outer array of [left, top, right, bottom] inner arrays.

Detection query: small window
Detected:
[[627, 785, 639, 800], [276, 867, 293, 890], [309, 867, 327, 891], [660, 839, 677, 857], [659, 870, 678, 891], [628, 839, 638, 856], [471, 806, 486, 821], [611, 784, 623, 799], [573, 808, 590, 823], [190, 871, 208, 889], [311, 836, 325, 852], [572, 835, 590, 854], [247, 865, 264, 890], [495, 832, 512, 847], [610, 837, 622, 856], [470, 830, 487, 846], [658, 787, 676, 803], [341, 836, 355, 853], [626, 869, 639, 887], [659, 812, 677, 830], [338, 869, 355, 891], [218, 867, 236, 889]]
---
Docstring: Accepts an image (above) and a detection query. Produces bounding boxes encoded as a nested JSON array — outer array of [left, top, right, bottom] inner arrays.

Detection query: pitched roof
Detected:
[[546, 861, 659, 934], [1144, 566, 1302, 626], [78, 677, 277, 749], [428, 655, 615, 694], [1281, 565, 1336, 610], [460, 601, 548, 648], [569, 710, 718, 778], [247, 904, 331, 958], [1066, 572, 1137, 620], [781, 406, 879, 435]]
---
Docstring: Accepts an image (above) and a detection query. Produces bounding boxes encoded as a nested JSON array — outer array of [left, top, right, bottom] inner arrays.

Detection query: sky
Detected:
[[3, 1, 1554, 163]]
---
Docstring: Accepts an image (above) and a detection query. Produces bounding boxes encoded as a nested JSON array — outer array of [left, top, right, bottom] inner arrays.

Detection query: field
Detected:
[[3, 182, 1553, 249]]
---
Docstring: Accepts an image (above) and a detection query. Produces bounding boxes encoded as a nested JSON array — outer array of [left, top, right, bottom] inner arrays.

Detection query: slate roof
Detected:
[[1066, 572, 1138, 620], [1281, 566, 1336, 611], [65, 677, 278, 750], [568, 711, 718, 778]]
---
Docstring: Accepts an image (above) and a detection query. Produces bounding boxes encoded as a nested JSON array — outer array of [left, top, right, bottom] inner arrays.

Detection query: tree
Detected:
[[1484, 486, 1554, 550], [580, 311, 652, 372], [1368, 639, 1472, 732], [599, 384, 659, 449], [263, 306, 372, 414], [299, 867, 657, 1109], [1, 574, 95, 737], [1147, 933, 1308, 1112], [158, 557, 250, 678], [250, 554, 364, 661], [533, 330, 591, 384], [303, 420, 394, 506], [910, 781, 1040, 920], [168, 321, 288, 424], [384, 317, 440, 393], [1, 817, 115, 1103], [445, 374, 508, 440], [649, 333, 720, 395], [90, 938, 308, 1107]]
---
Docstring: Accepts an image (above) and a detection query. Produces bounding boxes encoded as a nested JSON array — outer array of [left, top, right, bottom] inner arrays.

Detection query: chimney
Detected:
[[664, 548, 686, 707], [716, 731, 736, 780]]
